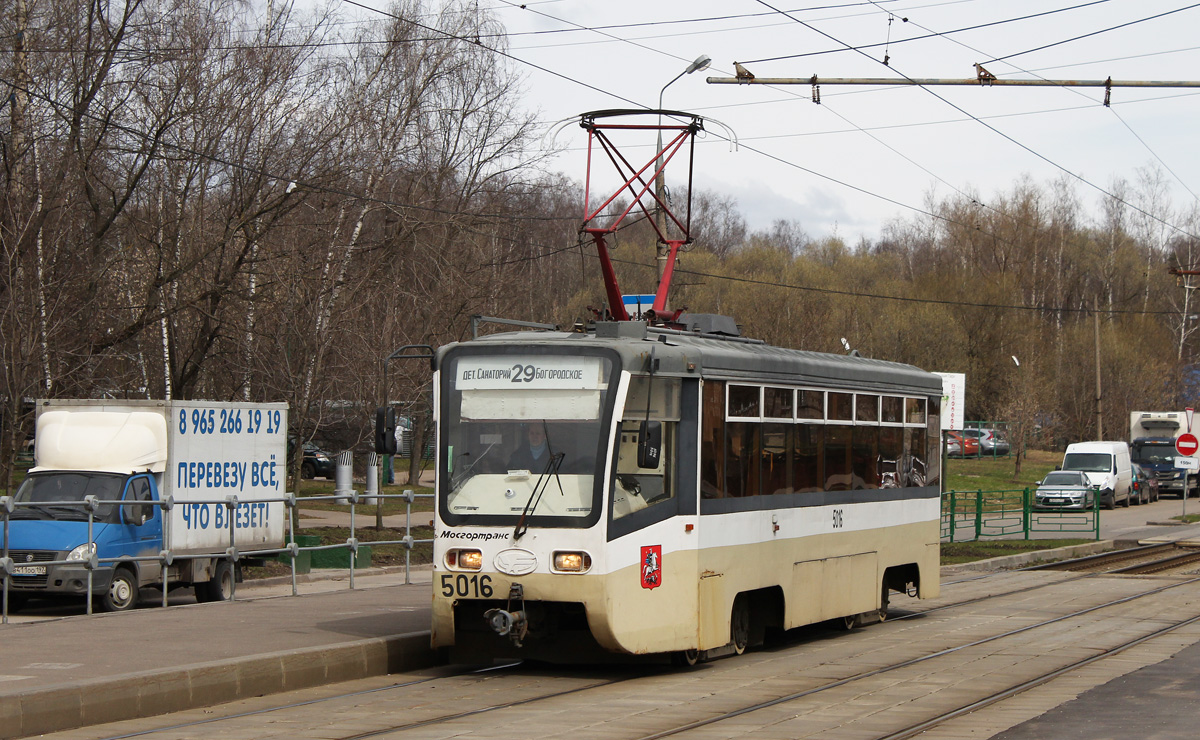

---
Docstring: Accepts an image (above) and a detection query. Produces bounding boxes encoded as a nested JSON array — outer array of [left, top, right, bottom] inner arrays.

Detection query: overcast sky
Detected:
[[344, 0, 1200, 244]]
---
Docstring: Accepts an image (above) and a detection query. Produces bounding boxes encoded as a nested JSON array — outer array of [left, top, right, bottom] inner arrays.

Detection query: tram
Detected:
[[430, 315, 943, 663]]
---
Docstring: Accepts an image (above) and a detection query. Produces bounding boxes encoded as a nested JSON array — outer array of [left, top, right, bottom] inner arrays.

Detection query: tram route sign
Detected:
[[1176, 432, 1199, 457]]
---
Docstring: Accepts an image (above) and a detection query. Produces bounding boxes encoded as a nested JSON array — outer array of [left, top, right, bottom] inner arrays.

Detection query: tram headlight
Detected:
[[553, 551, 591, 573], [446, 549, 483, 571]]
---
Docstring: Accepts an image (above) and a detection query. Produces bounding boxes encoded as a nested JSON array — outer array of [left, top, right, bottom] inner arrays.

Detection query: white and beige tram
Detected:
[[431, 316, 942, 663]]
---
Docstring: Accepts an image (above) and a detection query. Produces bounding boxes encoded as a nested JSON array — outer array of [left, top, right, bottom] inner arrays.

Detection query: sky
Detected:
[[342, 0, 1200, 245]]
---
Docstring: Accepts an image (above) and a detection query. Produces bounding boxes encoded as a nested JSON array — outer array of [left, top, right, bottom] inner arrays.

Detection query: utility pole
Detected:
[[1094, 296, 1103, 440]]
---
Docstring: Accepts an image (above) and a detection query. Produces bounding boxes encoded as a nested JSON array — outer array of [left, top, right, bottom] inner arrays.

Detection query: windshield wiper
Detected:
[[513, 452, 564, 540]]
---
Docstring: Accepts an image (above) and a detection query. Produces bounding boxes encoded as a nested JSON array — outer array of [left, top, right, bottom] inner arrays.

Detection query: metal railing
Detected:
[[0, 489, 434, 623], [941, 488, 1101, 543]]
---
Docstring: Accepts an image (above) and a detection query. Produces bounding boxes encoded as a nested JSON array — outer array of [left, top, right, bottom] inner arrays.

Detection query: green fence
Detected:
[[940, 488, 1100, 542]]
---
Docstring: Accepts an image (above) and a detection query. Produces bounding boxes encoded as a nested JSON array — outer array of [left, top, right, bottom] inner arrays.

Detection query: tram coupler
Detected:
[[483, 583, 528, 646]]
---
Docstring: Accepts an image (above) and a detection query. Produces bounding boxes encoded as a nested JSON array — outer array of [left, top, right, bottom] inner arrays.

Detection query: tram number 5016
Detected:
[[832, 509, 844, 529], [440, 574, 494, 598]]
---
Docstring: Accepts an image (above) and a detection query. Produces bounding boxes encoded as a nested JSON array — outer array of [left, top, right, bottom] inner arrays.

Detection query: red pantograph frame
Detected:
[[578, 109, 703, 323]]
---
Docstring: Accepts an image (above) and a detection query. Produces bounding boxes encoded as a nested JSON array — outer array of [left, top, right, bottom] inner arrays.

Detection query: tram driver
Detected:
[[506, 422, 592, 475], [508, 424, 554, 472]]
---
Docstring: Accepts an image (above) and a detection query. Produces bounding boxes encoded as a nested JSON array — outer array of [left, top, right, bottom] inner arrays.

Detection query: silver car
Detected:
[[1033, 470, 1096, 511]]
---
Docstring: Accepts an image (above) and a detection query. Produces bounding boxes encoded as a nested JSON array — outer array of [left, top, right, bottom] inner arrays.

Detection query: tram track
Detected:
[[72, 570, 1200, 740], [1028, 542, 1181, 573], [630, 574, 1200, 740], [875, 608, 1200, 740]]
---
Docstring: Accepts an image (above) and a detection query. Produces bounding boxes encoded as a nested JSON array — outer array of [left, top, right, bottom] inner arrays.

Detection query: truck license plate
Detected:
[[12, 565, 46, 576]]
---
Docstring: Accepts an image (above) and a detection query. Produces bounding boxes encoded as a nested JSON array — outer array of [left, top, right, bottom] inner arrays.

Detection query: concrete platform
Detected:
[[0, 570, 440, 739]]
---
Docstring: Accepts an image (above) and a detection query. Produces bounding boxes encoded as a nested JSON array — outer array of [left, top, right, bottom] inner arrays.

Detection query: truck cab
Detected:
[[1129, 411, 1197, 499], [4, 470, 163, 611], [1130, 437, 1191, 498]]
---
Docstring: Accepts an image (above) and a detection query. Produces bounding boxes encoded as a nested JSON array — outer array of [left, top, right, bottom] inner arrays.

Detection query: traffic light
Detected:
[[375, 406, 396, 454]]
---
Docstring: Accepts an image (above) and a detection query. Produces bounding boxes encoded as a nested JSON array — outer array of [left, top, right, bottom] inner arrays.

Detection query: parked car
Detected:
[[946, 431, 979, 458], [1033, 470, 1096, 511], [1131, 462, 1160, 505], [288, 439, 335, 480], [963, 429, 1011, 456], [945, 435, 962, 457]]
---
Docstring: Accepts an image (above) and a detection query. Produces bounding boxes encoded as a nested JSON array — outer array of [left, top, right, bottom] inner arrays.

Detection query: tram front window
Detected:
[[442, 353, 613, 522]]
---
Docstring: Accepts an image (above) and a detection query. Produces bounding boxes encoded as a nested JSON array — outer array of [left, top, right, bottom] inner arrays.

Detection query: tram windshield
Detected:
[[441, 352, 615, 523]]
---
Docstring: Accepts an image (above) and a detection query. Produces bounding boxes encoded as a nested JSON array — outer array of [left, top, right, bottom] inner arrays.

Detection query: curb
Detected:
[[0, 631, 443, 740], [941, 540, 1116, 572]]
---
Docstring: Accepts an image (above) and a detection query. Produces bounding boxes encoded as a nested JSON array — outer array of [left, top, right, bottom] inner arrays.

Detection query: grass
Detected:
[[940, 538, 1093, 565], [243, 524, 433, 579], [1172, 514, 1200, 523], [944, 448, 1060, 493]]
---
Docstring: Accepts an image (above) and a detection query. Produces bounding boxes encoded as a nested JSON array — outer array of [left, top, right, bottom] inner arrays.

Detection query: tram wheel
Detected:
[[730, 596, 751, 654], [839, 614, 858, 631], [877, 584, 891, 623], [671, 649, 700, 667]]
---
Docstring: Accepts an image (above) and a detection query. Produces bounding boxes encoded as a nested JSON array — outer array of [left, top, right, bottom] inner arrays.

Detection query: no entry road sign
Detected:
[[1177, 433, 1199, 457]]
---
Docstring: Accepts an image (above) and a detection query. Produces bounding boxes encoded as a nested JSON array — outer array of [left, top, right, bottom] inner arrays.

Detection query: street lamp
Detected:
[[655, 55, 711, 296]]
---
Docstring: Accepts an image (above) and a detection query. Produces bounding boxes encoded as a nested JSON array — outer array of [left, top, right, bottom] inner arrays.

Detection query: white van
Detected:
[[1061, 441, 1133, 509]]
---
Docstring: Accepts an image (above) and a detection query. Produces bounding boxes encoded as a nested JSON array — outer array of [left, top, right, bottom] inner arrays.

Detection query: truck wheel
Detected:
[[1122, 492, 1131, 507], [301, 461, 316, 480], [197, 560, 235, 603], [98, 568, 139, 612]]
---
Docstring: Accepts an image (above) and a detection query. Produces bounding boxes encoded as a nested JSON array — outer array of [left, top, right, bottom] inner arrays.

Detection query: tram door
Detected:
[[605, 375, 702, 654]]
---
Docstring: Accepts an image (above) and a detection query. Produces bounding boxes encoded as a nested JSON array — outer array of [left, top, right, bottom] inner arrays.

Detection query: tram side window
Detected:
[[904, 427, 929, 487], [797, 389, 823, 420], [763, 423, 792, 495], [793, 423, 823, 492], [701, 381, 725, 498], [852, 426, 879, 489], [828, 392, 853, 422], [881, 396, 903, 423], [612, 376, 681, 520], [824, 426, 852, 490], [725, 422, 760, 497], [879, 427, 903, 488], [925, 395, 941, 488]]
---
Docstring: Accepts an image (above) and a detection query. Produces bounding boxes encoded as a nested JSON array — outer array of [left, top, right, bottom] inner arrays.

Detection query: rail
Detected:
[[941, 488, 1101, 543], [0, 490, 435, 623]]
